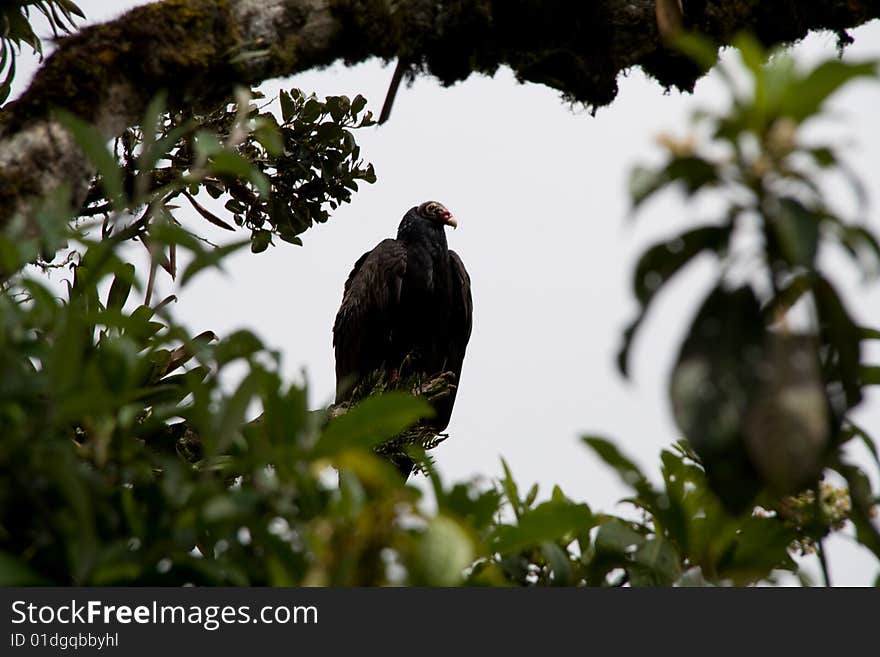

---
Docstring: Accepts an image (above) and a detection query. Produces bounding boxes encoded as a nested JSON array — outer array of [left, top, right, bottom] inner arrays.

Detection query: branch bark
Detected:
[[1, 0, 878, 232]]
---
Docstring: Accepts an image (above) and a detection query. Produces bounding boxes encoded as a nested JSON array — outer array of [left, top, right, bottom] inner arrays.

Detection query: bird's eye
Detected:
[[427, 203, 439, 214]]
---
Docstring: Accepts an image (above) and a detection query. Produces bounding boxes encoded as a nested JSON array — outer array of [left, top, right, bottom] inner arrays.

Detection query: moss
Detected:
[[1, 0, 241, 135], [331, 0, 621, 106], [329, 0, 405, 63], [4, 0, 880, 136], [639, 50, 704, 95], [684, 0, 868, 47], [228, 2, 313, 76], [637, 0, 878, 97]]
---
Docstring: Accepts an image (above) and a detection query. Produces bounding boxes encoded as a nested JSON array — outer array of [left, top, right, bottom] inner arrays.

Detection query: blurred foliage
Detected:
[[1, 0, 83, 104], [1, 12, 879, 587], [619, 33, 880, 571]]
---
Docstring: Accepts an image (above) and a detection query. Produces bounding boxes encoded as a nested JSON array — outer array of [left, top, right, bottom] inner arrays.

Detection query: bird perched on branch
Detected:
[[333, 201, 472, 476]]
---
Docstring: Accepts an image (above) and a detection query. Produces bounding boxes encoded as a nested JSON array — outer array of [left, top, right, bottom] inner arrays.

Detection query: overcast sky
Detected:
[[11, 2, 880, 586]]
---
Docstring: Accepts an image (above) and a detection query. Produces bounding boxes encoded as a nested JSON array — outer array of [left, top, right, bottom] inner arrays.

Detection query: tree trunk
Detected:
[[1, 0, 878, 231]]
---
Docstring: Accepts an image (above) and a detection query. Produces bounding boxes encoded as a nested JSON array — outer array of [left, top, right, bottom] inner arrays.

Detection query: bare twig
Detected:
[[816, 539, 831, 587], [378, 59, 408, 125]]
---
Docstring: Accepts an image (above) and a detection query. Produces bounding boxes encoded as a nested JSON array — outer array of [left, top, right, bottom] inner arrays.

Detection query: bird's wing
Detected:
[[333, 239, 407, 402], [449, 250, 473, 362], [428, 249, 472, 432]]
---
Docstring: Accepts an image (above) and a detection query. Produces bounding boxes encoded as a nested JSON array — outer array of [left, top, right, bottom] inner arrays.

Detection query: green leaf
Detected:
[[194, 130, 223, 159], [733, 32, 767, 79], [48, 314, 89, 396], [668, 285, 766, 512], [718, 515, 797, 583], [762, 271, 813, 321], [209, 371, 267, 454], [762, 53, 797, 116], [316, 121, 343, 143], [255, 120, 283, 157], [861, 366, 880, 386], [410, 515, 474, 586], [523, 483, 539, 508], [327, 95, 350, 123], [277, 227, 303, 246], [301, 98, 322, 123], [210, 150, 270, 198], [618, 224, 731, 376], [842, 423, 880, 472], [836, 224, 880, 277], [807, 146, 836, 168], [202, 495, 244, 522], [106, 263, 136, 311], [629, 166, 664, 210], [250, 229, 271, 253], [56, 110, 127, 209], [0, 50, 15, 106], [541, 541, 574, 585], [631, 155, 719, 211], [4, 9, 40, 51], [492, 499, 593, 554], [214, 330, 264, 367], [279, 90, 296, 123], [656, 447, 710, 551], [783, 60, 878, 123], [58, 1, 86, 20], [136, 92, 169, 173], [140, 366, 210, 406], [313, 392, 433, 458], [180, 239, 249, 286], [442, 484, 502, 532], [582, 436, 648, 491], [586, 439, 685, 537], [771, 198, 819, 268], [633, 225, 731, 306], [836, 462, 880, 561], [630, 538, 682, 586], [812, 276, 862, 409], [125, 305, 164, 346], [594, 518, 646, 556], [351, 94, 368, 116], [499, 458, 522, 519]]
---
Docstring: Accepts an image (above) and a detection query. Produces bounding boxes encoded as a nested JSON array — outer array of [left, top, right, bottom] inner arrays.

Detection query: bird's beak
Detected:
[[444, 214, 458, 229]]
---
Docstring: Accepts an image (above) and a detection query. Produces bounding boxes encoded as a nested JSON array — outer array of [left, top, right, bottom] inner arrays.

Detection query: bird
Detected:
[[332, 200, 473, 477]]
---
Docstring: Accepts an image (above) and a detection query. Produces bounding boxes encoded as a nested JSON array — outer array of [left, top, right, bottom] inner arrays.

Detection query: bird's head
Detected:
[[416, 200, 457, 229]]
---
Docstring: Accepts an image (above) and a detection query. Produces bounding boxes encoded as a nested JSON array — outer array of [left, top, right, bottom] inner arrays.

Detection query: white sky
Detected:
[[11, 1, 880, 586]]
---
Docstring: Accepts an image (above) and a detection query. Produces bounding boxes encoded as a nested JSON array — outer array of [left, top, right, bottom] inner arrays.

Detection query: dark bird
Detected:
[[333, 200, 473, 477]]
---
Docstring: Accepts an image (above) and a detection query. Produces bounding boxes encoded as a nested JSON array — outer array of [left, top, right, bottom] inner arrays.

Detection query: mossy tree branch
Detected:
[[1, 0, 878, 233]]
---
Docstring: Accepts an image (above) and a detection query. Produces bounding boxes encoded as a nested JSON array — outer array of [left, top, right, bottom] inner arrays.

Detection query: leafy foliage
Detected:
[[0, 1, 83, 104], [78, 87, 375, 259], [1, 13, 879, 587], [619, 33, 880, 565]]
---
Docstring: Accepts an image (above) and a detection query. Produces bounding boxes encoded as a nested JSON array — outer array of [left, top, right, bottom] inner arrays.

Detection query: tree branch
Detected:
[[1, 0, 878, 234]]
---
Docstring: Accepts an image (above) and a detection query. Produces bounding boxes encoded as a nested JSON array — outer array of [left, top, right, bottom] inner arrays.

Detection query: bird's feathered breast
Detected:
[[333, 210, 472, 434]]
